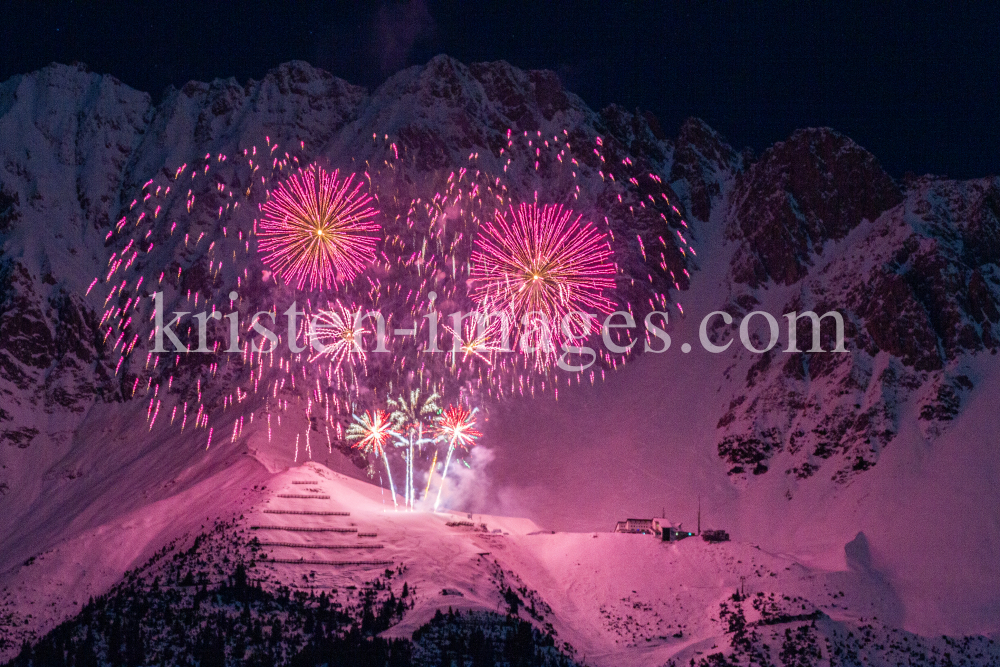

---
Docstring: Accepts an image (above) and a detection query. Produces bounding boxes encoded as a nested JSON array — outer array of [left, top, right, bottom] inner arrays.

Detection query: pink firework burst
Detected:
[[347, 409, 395, 457], [470, 202, 616, 337], [307, 301, 369, 381], [435, 405, 482, 451], [432, 404, 481, 510], [258, 164, 380, 291], [346, 409, 399, 507]]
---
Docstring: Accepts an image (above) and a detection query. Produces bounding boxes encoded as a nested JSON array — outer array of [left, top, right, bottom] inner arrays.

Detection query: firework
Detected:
[[91, 126, 686, 471], [258, 164, 380, 291], [388, 389, 441, 510], [433, 405, 481, 511], [443, 300, 509, 367], [307, 302, 369, 382], [470, 202, 616, 355], [346, 410, 399, 509]]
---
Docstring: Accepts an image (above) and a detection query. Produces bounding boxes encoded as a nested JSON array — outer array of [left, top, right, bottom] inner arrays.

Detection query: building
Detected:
[[654, 518, 691, 541], [613, 518, 655, 534], [614, 517, 697, 541]]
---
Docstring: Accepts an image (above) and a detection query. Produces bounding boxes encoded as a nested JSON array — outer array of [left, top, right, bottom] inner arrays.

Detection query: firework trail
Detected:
[[470, 202, 616, 361], [258, 164, 380, 291], [423, 449, 438, 498], [433, 404, 481, 511], [346, 409, 399, 509], [388, 389, 441, 509]]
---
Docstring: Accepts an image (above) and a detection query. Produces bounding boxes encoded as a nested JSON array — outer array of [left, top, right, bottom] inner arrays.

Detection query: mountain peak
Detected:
[[727, 126, 903, 286], [668, 116, 742, 221]]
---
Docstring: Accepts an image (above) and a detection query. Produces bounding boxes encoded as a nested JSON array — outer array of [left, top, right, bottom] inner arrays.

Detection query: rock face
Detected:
[[715, 168, 1000, 483], [727, 128, 904, 287], [0, 63, 147, 453], [669, 116, 743, 223], [0, 56, 998, 513]]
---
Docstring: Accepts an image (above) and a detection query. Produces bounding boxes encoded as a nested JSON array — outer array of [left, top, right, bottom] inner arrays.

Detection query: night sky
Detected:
[[2, 1, 997, 179]]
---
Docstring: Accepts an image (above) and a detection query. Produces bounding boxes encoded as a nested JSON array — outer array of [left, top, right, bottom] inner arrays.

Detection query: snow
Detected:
[[5, 455, 989, 666]]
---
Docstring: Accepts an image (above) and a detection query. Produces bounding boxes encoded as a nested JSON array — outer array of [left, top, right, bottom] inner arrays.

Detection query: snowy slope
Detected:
[[7, 460, 996, 666]]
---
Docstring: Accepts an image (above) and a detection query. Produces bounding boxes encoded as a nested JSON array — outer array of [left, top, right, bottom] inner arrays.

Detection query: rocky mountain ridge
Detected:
[[2, 55, 998, 507]]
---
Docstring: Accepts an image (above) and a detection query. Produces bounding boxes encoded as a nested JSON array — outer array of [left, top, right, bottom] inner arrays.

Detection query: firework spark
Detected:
[[388, 389, 441, 510], [347, 410, 399, 509], [470, 202, 616, 348], [258, 164, 380, 291], [436, 405, 482, 451], [433, 405, 481, 511], [444, 301, 509, 366], [307, 302, 369, 381]]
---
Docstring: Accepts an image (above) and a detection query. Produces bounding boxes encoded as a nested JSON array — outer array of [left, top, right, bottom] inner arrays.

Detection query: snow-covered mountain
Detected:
[[5, 463, 1000, 667], [0, 57, 998, 664]]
